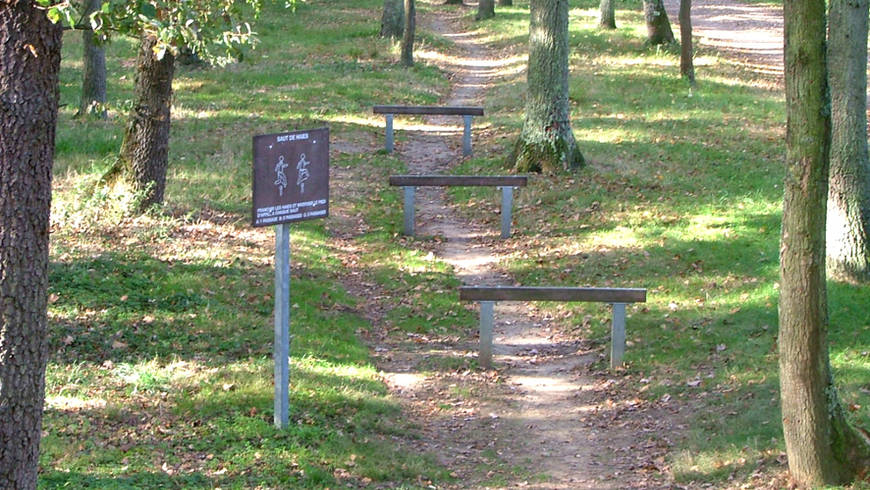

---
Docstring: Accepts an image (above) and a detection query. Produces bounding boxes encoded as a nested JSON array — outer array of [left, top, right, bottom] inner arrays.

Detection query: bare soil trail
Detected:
[[662, 0, 783, 79], [366, 5, 673, 489], [326, 0, 797, 487]]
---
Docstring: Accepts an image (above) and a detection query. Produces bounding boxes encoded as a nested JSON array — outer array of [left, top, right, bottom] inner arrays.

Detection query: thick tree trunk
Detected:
[[477, 0, 495, 20], [76, 0, 106, 119], [0, 3, 62, 489], [380, 0, 404, 38], [781, 0, 870, 484], [118, 35, 175, 211], [401, 0, 415, 67], [679, 0, 694, 84], [599, 0, 616, 29], [643, 0, 675, 44], [827, 0, 870, 282], [510, 0, 583, 173]]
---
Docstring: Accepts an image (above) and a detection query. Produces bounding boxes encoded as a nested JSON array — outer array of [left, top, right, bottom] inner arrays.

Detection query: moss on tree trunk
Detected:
[[510, 0, 583, 174], [780, 0, 870, 483]]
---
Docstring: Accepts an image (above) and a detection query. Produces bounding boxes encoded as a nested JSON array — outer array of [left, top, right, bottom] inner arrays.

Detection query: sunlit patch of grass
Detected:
[[46, 0, 458, 486]]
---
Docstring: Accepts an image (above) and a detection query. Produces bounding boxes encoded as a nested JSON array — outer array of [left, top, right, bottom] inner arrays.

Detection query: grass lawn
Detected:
[[44, 0, 869, 487], [451, 0, 869, 486]]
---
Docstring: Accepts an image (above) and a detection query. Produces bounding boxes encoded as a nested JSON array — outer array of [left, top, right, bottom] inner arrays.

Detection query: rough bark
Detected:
[[643, 0, 675, 44], [599, 0, 616, 29], [827, 0, 870, 282], [781, 0, 870, 484], [679, 0, 694, 84], [401, 0, 415, 67], [380, 0, 404, 38], [510, 0, 584, 173], [117, 35, 175, 211], [0, 3, 62, 489], [76, 0, 106, 119], [477, 0, 495, 20]]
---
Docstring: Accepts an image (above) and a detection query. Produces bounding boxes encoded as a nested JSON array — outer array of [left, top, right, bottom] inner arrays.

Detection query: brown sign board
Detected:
[[252, 128, 329, 227]]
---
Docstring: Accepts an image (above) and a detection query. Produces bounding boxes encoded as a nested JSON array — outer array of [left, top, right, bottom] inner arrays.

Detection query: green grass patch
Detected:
[[453, 1, 870, 486], [45, 0, 457, 487], [46, 0, 870, 487]]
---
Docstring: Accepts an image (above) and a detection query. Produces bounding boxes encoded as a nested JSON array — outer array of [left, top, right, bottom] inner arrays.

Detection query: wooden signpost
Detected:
[[252, 127, 329, 429]]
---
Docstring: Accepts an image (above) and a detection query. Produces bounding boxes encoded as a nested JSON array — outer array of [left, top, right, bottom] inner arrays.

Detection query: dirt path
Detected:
[[344, 0, 794, 486], [363, 0, 800, 487], [371, 6, 669, 488], [663, 0, 783, 78]]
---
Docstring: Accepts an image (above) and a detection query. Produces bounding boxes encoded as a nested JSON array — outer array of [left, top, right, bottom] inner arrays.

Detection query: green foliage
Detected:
[[43, 0, 268, 65]]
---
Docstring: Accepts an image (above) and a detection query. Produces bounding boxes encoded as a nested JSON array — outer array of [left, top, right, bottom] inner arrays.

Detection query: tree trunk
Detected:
[[477, 0, 495, 20], [679, 0, 694, 84], [499, 0, 513, 6], [781, 0, 870, 484], [0, 3, 62, 489], [117, 35, 175, 211], [76, 0, 106, 119], [599, 0, 616, 29], [643, 0, 675, 44], [827, 0, 870, 282], [510, 0, 583, 173], [176, 47, 205, 67], [380, 0, 404, 38], [401, 0, 415, 67]]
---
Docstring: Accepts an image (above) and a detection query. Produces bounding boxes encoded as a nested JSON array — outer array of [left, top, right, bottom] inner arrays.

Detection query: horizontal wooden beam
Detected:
[[389, 175, 527, 187], [459, 286, 647, 303], [373, 105, 485, 116]]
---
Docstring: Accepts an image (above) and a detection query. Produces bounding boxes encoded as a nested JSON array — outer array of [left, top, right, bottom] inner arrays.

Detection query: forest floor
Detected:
[[336, 1, 788, 488], [662, 0, 783, 80]]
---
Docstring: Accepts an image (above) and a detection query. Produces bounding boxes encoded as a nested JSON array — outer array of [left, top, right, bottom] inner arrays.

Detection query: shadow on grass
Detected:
[[39, 470, 214, 489], [47, 233, 368, 366]]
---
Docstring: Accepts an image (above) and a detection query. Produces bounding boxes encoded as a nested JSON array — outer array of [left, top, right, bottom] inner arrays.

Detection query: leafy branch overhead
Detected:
[[38, 0, 270, 65]]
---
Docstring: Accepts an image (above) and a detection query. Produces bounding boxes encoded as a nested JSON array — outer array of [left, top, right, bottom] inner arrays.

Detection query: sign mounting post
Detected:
[[252, 127, 329, 429]]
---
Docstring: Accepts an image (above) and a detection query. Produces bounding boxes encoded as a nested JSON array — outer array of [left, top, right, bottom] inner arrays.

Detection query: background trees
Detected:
[[643, 0, 674, 44], [115, 35, 176, 210], [477, 0, 495, 20], [0, 3, 63, 488], [76, 0, 107, 119], [401, 0, 416, 66], [679, 0, 694, 84], [599, 0, 616, 29], [780, 0, 870, 483], [509, 0, 583, 173], [380, 0, 404, 38], [827, 0, 870, 282], [96, 0, 262, 212]]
